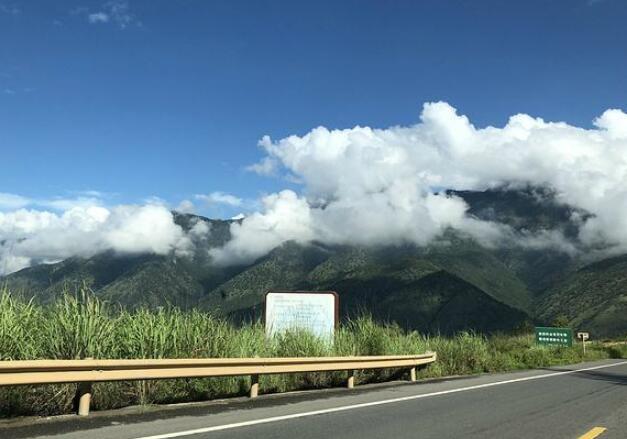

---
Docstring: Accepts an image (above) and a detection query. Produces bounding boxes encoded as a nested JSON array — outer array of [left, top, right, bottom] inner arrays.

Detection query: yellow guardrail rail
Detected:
[[0, 353, 436, 416]]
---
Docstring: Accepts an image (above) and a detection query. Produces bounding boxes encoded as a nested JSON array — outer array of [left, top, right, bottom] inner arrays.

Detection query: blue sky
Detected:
[[1, 0, 626, 218]]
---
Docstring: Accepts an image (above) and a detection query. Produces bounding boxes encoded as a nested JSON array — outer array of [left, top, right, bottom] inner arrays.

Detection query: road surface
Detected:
[[4, 359, 627, 439]]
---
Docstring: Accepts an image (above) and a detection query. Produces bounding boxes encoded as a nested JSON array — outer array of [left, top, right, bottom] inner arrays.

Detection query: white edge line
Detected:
[[132, 360, 627, 439]]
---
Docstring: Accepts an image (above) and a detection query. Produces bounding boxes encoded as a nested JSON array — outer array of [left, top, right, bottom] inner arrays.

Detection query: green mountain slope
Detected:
[[4, 253, 158, 303], [536, 255, 627, 338], [303, 248, 528, 333], [3, 187, 617, 335], [200, 243, 530, 333], [328, 270, 528, 333], [201, 242, 331, 314], [2, 218, 246, 307], [420, 240, 532, 311]]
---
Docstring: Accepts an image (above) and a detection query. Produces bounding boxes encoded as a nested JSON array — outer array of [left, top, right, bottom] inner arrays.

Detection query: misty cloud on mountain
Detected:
[[214, 101, 627, 264], [1, 101, 626, 273], [0, 204, 202, 275]]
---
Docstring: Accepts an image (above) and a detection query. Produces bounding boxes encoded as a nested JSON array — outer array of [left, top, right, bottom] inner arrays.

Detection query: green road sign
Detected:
[[535, 327, 573, 347]]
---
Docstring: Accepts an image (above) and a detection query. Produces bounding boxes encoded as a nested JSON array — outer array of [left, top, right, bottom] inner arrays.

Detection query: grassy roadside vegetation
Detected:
[[1, 288, 626, 417]]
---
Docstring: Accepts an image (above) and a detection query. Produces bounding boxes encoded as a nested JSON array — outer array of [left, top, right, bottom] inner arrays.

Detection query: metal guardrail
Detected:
[[0, 353, 436, 416]]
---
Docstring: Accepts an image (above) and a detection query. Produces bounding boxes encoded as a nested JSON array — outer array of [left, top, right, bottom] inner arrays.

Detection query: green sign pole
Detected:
[[535, 327, 573, 347]]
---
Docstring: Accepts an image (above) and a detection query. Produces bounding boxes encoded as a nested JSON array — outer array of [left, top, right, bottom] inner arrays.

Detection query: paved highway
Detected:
[[5, 359, 627, 439]]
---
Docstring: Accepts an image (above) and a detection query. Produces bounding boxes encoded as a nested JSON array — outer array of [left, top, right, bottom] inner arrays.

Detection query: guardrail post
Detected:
[[347, 370, 355, 389], [77, 381, 92, 416], [409, 367, 417, 382], [249, 374, 259, 398]]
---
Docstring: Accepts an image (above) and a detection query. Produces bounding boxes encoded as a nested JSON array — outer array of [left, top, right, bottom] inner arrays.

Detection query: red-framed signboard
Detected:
[[264, 290, 339, 340]]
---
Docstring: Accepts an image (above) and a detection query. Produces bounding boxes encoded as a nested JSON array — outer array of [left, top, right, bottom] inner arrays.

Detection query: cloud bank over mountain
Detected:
[[0, 204, 197, 275], [2, 102, 626, 273], [213, 102, 627, 264]]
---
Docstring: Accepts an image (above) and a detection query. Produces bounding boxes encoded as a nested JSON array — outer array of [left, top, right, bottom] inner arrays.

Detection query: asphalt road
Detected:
[[5, 359, 627, 439]]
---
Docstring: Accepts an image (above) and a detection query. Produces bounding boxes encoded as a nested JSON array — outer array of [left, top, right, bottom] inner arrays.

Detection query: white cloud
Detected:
[[209, 190, 314, 265], [39, 196, 104, 211], [88, 12, 109, 23], [594, 109, 627, 140], [175, 199, 196, 214], [0, 193, 31, 210], [188, 219, 210, 239], [0, 193, 106, 212], [70, 190, 112, 198], [4, 102, 627, 271], [246, 157, 279, 176], [0, 202, 200, 276], [210, 102, 627, 265], [195, 191, 243, 207], [0, 252, 31, 275], [103, 205, 191, 255], [80, 1, 137, 29], [143, 195, 168, 206]]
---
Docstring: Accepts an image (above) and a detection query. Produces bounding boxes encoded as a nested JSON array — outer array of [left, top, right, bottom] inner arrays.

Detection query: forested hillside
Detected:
[[3, 188, 624, 336]]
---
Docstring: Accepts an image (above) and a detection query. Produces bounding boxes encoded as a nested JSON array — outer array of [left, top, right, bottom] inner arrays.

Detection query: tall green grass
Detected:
[[0, 287, 622, 417]]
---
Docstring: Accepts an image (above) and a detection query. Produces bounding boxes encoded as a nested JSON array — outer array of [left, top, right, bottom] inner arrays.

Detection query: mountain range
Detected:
[[2, 188, 625, 337]]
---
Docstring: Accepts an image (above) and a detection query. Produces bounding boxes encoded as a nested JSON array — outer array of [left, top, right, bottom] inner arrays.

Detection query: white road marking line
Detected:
[[132, 360, 627, 439]]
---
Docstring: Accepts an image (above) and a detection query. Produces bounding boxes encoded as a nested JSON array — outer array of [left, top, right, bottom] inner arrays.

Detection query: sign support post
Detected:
[[583, 338, 586, 356], [577, 332, 590, 358]]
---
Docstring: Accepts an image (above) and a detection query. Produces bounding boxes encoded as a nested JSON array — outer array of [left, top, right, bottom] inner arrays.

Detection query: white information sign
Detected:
[[577, 332, 590, 341], [265, 291, 337, 340]]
